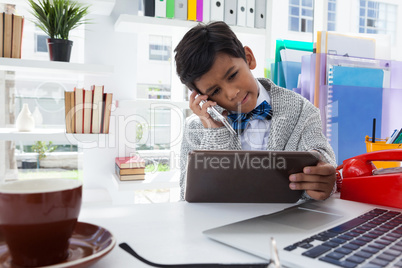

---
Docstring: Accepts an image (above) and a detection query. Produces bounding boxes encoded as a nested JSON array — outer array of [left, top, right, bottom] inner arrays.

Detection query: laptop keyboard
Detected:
[[284, 208, 402, 268]]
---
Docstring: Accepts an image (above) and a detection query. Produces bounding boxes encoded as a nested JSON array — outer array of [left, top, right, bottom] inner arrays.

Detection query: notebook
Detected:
[[185, 150, 320, 203], [203, 198, 402, 267]]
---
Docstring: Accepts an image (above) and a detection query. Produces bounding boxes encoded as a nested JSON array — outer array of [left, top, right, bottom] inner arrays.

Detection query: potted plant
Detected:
[[27, 0, 90, 62], [32, 141, 57, 168]]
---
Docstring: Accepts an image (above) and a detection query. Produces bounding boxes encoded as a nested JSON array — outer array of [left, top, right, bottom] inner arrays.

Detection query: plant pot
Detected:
[[47, 38, 73, 62]]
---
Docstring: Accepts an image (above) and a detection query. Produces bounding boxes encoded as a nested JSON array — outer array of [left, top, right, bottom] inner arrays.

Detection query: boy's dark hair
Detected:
[[174, 21, 246, 93]]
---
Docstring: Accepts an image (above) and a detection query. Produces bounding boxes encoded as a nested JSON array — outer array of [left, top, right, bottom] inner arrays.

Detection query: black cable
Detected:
[[119, 242, 270, 268]]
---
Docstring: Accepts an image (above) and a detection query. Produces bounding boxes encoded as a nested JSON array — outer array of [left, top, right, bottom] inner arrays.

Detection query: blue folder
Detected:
[[328, 66, 384, 164]]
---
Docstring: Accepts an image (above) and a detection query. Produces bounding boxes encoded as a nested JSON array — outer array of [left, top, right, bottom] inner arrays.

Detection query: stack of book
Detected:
[[64, 85, 113, 134], [115, 156, 146, 181], [1, 13, 24, 58]]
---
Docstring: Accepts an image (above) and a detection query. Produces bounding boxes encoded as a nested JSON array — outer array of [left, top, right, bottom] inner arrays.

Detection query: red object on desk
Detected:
[[339, 149, 402, 209]]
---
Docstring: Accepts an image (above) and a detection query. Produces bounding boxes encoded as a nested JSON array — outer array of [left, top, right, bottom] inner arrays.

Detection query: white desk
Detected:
[[79, 201, 295, 267]]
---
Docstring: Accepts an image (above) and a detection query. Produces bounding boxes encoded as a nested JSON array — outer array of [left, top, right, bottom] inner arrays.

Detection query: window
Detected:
[[359, 0, 397, 43], [288, 0, 314, 33], [327, 0, 336, 31]]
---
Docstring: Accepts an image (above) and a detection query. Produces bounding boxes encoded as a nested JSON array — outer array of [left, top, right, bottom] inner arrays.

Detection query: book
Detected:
[[166, 0, 175, 18], [116, 173, 146, 181], [224, 0, 237, 25], [83, 89, 93, 134], [210, 0, 224, 21], [187, 0, 196, 21], [236, 0, 246, 27], [3, 13, 12, 58], [196, 0, 203, 22], [101, 93, 113, 134], [155, 0, 166, 18], [143, 0, 155, 17], [174, 0, 187, 20], [11, 14, 23, 58], [115, 156, 146, 169], [74, 88, 84, 133], [64, 91, 75, 133], [115, 164, 145, 176], [0, 13, 3, 57], [91, 85, 104, 134], [246, 0, 255, 28]]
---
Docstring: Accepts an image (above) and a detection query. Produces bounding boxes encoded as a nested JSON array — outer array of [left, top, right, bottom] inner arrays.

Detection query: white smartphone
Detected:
[[199, 98, 237, 136]]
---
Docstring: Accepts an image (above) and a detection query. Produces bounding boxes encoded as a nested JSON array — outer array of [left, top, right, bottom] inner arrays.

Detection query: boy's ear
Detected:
[[244, 46, 256, 70]]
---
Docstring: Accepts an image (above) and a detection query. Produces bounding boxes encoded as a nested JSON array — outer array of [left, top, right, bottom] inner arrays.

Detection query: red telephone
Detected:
[[338, 149, 402, 209]]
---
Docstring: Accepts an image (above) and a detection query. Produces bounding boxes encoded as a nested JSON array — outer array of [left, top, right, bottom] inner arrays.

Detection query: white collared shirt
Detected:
[[240, 80, 271, 150]]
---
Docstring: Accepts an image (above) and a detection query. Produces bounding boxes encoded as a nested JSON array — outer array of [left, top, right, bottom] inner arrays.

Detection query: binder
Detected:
[[196, 0, 203, 21], [246, 0, 255, 28], [327, 65, 384, 164], [236, 0, 246, 26], [188, 0, 197, 21], [224, 0, 237, 25], [166, 0, 175, 18], [155, 0, 167, 18], [202, 0, 210, 22], [175, 0, 187, 20], [210, 0, 224, 21], [254, 0, 266, 28], [143, 0, 155, 17]]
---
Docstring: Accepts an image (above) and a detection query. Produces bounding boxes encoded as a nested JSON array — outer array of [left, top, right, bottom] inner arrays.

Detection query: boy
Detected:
[[174, 21, 336, 201]]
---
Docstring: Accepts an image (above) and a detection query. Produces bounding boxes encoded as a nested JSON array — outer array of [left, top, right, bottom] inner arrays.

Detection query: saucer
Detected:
[[0, 222, 116, 268]]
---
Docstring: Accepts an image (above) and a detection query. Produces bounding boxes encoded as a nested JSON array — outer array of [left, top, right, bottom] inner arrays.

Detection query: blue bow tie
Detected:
[[227, 100, 273, 134]]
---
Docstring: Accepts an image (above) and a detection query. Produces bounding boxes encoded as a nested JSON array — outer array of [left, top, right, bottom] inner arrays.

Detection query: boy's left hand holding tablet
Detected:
[[289, 160, 336, 200]]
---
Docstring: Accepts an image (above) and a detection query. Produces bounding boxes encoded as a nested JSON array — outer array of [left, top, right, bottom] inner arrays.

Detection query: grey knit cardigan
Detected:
[[179, 78, 336, 200]]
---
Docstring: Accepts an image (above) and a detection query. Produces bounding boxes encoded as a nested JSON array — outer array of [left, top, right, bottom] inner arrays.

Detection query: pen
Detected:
[[200, 100, 237, 136]]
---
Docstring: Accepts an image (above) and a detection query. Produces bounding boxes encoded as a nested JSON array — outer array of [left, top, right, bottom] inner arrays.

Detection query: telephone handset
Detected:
[[338, 149, 402, 209]]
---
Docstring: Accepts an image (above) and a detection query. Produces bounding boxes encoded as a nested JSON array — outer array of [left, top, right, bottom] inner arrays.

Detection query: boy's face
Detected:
[[194, 46, 258, 114]]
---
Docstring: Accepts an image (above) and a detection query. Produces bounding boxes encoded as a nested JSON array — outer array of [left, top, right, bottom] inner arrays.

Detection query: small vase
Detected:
[[32, 106, 43, 126], [16, 104, 35, 132], [47, 38, 73, 62]]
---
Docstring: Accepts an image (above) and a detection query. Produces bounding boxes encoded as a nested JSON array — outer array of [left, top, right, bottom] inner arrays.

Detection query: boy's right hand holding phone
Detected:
[[190, 91, 227, 129]]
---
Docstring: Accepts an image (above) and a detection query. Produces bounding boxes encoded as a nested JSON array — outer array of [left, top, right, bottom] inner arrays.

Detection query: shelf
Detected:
[[115, 14, 267, 36], [5, 0, 116, 16], [112, 170, 179, 191], [0, 128, 111, 145], [117, 99, 190, 110], [0, 58, 114, 76]]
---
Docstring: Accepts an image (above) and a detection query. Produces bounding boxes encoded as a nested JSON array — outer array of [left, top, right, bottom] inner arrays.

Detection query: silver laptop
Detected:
[[203, 198, 402, 267]]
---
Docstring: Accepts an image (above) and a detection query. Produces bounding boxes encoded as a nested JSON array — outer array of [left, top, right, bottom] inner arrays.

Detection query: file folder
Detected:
[[224, 0, 237, 25], [236, 0, 246, 26], [166, 0, 175, 18], [210, 0, 224, 21], [175, 0, 187, 20], [254, 0, 266, 28], [197, 0, 203, 21], [246, 0, 255, 28], [143, 0, 155, 17], [188, 0, 197, 21], [327, 66, 384, 164], [155, 0, 167, 18]]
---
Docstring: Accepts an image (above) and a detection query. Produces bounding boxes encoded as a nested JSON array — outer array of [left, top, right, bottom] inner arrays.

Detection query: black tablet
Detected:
[[185, 150, 320, 203]]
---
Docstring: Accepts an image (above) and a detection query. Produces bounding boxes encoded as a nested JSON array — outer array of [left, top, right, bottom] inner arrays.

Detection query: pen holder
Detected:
[[365, 136, 402, 169]]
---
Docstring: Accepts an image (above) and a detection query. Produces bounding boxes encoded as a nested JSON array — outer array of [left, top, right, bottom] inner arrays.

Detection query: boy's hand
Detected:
[[289, 160, 336, 200], [189, 91, 225, 129]]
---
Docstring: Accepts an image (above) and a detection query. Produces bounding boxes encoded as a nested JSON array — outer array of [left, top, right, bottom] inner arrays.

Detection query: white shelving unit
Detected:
[[114, 14, 267, 36], [0, 128, 111, 146], [0, 58, 114, 76]]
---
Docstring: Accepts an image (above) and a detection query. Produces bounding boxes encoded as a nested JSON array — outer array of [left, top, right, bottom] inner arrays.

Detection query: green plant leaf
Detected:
[[27, 0, 90, 40]]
